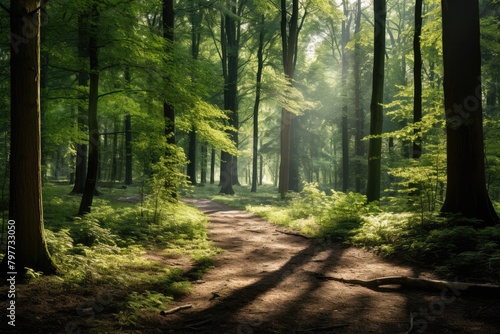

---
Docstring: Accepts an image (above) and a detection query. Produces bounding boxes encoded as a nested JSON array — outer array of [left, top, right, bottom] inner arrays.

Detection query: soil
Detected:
[[2, 198, 500, 334]]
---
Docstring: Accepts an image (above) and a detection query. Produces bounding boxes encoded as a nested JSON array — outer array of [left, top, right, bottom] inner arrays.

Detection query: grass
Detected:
[[0, 182, 220, 332]]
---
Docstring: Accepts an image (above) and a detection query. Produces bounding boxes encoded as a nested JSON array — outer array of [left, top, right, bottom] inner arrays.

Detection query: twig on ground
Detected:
[[305, 271, 500, 292], [160, 304, 193, 315]]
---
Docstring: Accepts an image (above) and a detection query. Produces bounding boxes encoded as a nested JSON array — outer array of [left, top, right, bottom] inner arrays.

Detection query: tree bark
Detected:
[[279, 0, 299, 198], [210, 147, 215, 184], [440, 0, 499, 226], [412, 0, 423, 159], [219, 0, 242, 194], [163, 0, 175, 147], [341, 0, 350, 192], [251, 15, 265, 193], [187, 128, 197, 185], [1, 0, 56, 275], [78, 3, 100, 215], [366, 0, 386, 202], [354, 0, 364, 193], [71, 12, 89, 194], [111, 122, 118, 181], [124, 114, 132, 185]]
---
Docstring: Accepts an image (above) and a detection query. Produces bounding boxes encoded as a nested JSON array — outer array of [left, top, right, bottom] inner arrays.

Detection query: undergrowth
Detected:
[[0, 183, 219, 331]]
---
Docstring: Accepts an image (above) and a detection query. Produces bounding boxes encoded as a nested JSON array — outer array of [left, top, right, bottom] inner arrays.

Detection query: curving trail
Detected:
[[160, 198, 500, 334]]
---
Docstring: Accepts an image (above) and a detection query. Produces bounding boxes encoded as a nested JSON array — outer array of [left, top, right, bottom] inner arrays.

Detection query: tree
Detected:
[[1, 0, 56, 275], [353, 0, 364, 193], [340, 0, 351, 192], [440, 0, 499, 226], [219, 0, 243, 195], [78, 1, 100, 215], [70, 11, 89, 194], [366, 0, 386, 202], [251, 14, 265, 193], [163, 0, 175, 147], [412, 0, 423, 159], [278, 0, 299, 198]]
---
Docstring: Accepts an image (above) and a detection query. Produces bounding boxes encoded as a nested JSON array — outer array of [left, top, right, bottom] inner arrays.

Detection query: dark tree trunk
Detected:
[[210, 147, 215, 184], [412, 0, 423, 159], [259, 138, 264, 185], [251, 15, 265, 193], [219, 0, 242, 194], [1, 0, 56, 275], [187, 128, 197, 185], [440, 0, 499, 226], [78, 3, 100, 215], [124, 114, 132, 185], [279, 0, 299, 198], [288, 119, 300, 191], [71, 13, 89, 194], [110, 122, 118, 181], [366, 0, 386, 202], [163, 0, 175, 147], [341, 0, 350, 192], [354, 0, 364, 193], [200, 143, 207, 184], [187, 1, 202, 185]]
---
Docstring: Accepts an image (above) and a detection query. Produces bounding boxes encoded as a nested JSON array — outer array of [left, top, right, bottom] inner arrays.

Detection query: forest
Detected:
[[1, 0, 500, 333]]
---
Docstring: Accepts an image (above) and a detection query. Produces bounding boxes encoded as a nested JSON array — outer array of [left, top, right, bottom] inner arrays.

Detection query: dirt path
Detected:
[[163, 199, 500, 334]]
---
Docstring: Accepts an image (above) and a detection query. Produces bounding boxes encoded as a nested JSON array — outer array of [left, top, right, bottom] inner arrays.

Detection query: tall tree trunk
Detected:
[[341, 0, 350, 192], [251, 15, 265, 193], [124, 114, 132, 185], [187, 128, 197, 185], [124, 69, 132, 185], [220, 0, 241, 194], [187, 1, 202, 185], [279, 0, 299, 198], [210, 147, 215, 184], [1, 0, 56, 275], [440, 0, 499, 226], [354, 0, 364, 193], [163, 0, 175, 147], [111, 122, 118, 181], [78, 3, 100, 215], [200, 143, 207, 184], [366, 0, 386, 202], [71, 13, 89, 194], [412, 0, 423, 159]]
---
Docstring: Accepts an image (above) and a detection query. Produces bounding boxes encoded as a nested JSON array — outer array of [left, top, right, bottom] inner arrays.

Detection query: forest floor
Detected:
[[3, 197, 500, 334], [159, 198, 500, 334]]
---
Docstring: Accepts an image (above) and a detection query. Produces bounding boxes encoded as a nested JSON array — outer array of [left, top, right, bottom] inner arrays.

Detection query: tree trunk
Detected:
[[354, 0, 364, 193], [219, 0, 241, 194], [200, 143, 207, 184], [366, 0, 386, 203], [1, 0, 56, 275], [251, 15, 265, 193], [71, 13, 89, 194], [440, 0, 499, 226], [210, 147, 215, 184], [187, 128, 197, 185], [259, 139, 263, 185], [341, 0, 350, 192], [78, 3, 100, 215], [124, 114, 132, 185], [163, 0, 175, 147], [279, 0, 299, 198], [412, 0, 423, 159], [111, 122, 118, 181]]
